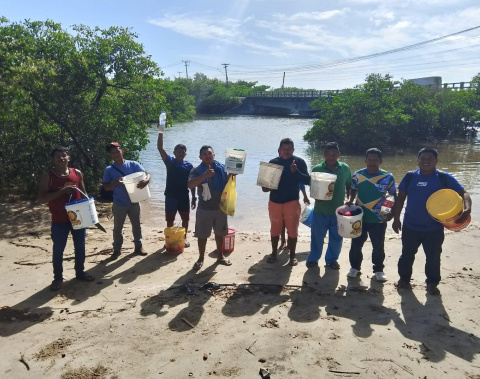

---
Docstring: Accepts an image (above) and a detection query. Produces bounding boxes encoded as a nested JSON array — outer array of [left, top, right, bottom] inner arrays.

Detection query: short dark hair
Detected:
[[324, 142, 339, 152], [365, 148, 382, 159], [174, 144, 187, 152], [199, 145, 213, 155], [279, 138, 294, 149], [51, 146, 68, 158], [418, 147, 438, 158]]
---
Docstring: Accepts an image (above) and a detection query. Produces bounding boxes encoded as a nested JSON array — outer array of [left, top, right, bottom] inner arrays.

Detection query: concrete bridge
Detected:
[[225, 81, 473, 117]]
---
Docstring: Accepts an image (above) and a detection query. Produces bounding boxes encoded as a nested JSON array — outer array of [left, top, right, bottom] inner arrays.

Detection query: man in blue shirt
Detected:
[[157, 132, 196, 248], [392, 147, 471, 295], [103, 142, 151, 260]]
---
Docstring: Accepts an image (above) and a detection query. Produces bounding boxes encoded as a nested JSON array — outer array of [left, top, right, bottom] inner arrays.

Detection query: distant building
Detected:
[[408, 76, 442, 89]]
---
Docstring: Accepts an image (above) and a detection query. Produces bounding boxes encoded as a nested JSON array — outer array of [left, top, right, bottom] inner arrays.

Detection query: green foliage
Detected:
[[305, 73, 480, 152], [0, 18, 194, 197]]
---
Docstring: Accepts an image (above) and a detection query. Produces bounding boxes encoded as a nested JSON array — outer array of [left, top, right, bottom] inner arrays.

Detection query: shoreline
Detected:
[[1, 200, 479, 378]]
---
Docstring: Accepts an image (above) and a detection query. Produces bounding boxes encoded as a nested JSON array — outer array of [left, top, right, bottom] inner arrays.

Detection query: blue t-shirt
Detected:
[[103, 160, 146, 207], [163, 154, 193, 199], [398, 169, 464, 232]]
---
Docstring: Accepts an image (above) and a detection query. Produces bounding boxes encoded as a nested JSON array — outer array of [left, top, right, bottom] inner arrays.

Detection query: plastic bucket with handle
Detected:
[[310, 172, 336, 200], [222, 228, 235, 253], [426, 189, 463, 223], [300, 204, 313, 228], [257, 162, 283, 189], [164, 226, 185, 254], [225, 149, 247, 174], [65, 189, 99, 230], [123, 172, 151, 203], [336, 205, 363, 238]]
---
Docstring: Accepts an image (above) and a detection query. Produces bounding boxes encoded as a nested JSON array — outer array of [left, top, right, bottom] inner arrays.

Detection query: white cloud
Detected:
[[273, 9, 347, 21]]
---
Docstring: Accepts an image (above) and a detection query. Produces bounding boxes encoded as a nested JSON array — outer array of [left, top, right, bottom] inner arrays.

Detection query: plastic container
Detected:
[[225, 149, 247, 174], [222, 228, 235, 253], [158, 111, 166, 133], [336, 205, 363, 238], [310, 172, 336, 200], [65, 197, 99, 230], [164, 226, 185, 254], [443, 215, 471, 232], [426, 189, 463, 223], [257, 162, 284, 189], [300, 204, 313, 228], [123, 172, 151, 203]]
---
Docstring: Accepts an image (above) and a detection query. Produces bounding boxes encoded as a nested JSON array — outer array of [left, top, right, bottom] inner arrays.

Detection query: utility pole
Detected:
[[177, 71, 182, 79], [222, 63, 229, 88], [182, 60, 190, 79], [281, 72, 285, 90]]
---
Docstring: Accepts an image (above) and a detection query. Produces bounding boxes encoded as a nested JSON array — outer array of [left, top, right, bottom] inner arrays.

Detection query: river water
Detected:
[[139, 115, 479, 233]]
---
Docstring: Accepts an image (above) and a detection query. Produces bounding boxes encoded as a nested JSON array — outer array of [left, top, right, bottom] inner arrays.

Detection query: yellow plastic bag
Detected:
[[220, 176, 237, 216]]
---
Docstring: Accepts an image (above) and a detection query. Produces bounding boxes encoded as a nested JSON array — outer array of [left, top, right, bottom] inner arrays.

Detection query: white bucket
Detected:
[[65, 197, 99, 230], [310, 172, 337, 200], [336, 205, 363, 239], [300, 204, 313, 228], [123, 172, 151, 203], [225, 149, 247, 174], [257, 162, 284, 189]]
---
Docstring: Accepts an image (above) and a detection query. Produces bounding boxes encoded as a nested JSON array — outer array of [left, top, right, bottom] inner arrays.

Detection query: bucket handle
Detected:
[[67, 187, 89, 203]]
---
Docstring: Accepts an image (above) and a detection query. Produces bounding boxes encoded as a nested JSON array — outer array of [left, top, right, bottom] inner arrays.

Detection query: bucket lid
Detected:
[[123, 172, 145, 183], [426, 189, 463, 219]]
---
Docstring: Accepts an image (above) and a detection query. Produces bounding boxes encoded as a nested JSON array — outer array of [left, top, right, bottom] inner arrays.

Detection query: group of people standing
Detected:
[[39, 130, 471, 297]]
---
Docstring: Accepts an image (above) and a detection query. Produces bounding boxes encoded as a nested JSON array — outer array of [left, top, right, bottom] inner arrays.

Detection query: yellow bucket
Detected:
[[426, 189, 463, 223], [164, 226, 185, 254]]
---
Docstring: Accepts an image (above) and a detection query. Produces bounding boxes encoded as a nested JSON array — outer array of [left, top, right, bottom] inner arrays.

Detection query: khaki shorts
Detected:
[[195, 208, 228, 239]]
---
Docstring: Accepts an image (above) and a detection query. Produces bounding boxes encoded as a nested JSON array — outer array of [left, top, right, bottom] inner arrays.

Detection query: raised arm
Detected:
[[157, 131, 168, 161]]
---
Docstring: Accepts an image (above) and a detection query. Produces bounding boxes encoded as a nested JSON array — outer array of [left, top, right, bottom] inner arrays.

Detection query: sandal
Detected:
[[193, 260, 204, 270], [184, 240, 191, 248], [267, 254, 277, 263], [76, 273, 95, 282], [216, 258, 232, 266], [288, 258, 298, 266]]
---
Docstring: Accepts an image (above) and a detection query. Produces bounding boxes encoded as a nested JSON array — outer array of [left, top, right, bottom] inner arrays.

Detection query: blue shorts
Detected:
[[165, 196, 190, 222]]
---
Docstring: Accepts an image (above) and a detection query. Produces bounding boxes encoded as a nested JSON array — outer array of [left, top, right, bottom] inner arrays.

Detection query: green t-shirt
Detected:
[[312, 161, 352, 215]]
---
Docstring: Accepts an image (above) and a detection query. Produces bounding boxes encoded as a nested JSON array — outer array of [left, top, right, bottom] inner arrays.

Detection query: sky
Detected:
[[2, 0, 480, 90]]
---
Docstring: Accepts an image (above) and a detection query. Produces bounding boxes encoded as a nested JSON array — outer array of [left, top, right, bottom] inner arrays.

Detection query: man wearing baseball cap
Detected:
[[103, 142, 150, 259]]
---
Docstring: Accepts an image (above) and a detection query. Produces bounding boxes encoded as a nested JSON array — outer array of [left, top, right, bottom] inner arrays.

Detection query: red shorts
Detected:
[[268, 200, 301, 238]]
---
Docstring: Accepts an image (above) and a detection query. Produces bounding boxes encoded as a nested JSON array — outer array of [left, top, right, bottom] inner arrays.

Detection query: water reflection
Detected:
[[140, 115, 479, 232]]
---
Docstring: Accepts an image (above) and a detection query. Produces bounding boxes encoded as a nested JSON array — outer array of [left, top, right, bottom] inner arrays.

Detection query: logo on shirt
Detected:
[[417, 182, 428, 187]]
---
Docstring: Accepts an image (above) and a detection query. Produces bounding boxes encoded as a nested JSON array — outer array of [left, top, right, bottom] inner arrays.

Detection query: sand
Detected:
[[0, 200, 479, 379]]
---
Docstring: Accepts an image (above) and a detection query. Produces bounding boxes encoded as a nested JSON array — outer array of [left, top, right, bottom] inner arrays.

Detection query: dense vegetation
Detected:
[[304, 73, 480, 152], [0, 18, 195, 196]]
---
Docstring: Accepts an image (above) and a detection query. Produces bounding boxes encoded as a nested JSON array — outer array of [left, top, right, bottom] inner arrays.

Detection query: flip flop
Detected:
[[288, 258, 298, 266], [193, 260, 204, 270], [267, 254, 277, 263], [216, 258, 232, 266], [184, 240, 191, 248]]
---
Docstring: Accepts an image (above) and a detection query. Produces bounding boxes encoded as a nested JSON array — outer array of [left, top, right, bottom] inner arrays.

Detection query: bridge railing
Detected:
[[251, 90, 344, 98]]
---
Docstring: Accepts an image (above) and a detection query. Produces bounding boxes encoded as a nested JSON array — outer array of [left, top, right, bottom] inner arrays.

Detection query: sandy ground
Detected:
[[1, 200, 480, 379]]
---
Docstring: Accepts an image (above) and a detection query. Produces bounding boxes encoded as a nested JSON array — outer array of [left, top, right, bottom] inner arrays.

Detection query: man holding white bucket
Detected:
[[262, 138, 310, 266], [188, 145, 232, 270], [38, 147, 95, 291], [345, 148, 396, 282], [103, 142, 150, 260], [392, 147, 472, 295], [306, 142, 352, 270]]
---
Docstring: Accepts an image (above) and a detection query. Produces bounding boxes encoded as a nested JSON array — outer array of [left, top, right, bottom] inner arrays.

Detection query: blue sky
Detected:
[[2, 0, 480, 89]]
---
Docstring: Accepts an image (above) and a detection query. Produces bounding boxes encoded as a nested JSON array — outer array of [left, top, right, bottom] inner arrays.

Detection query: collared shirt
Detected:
[[398, 169, 463, 231], [312, 161, 352, 215]]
